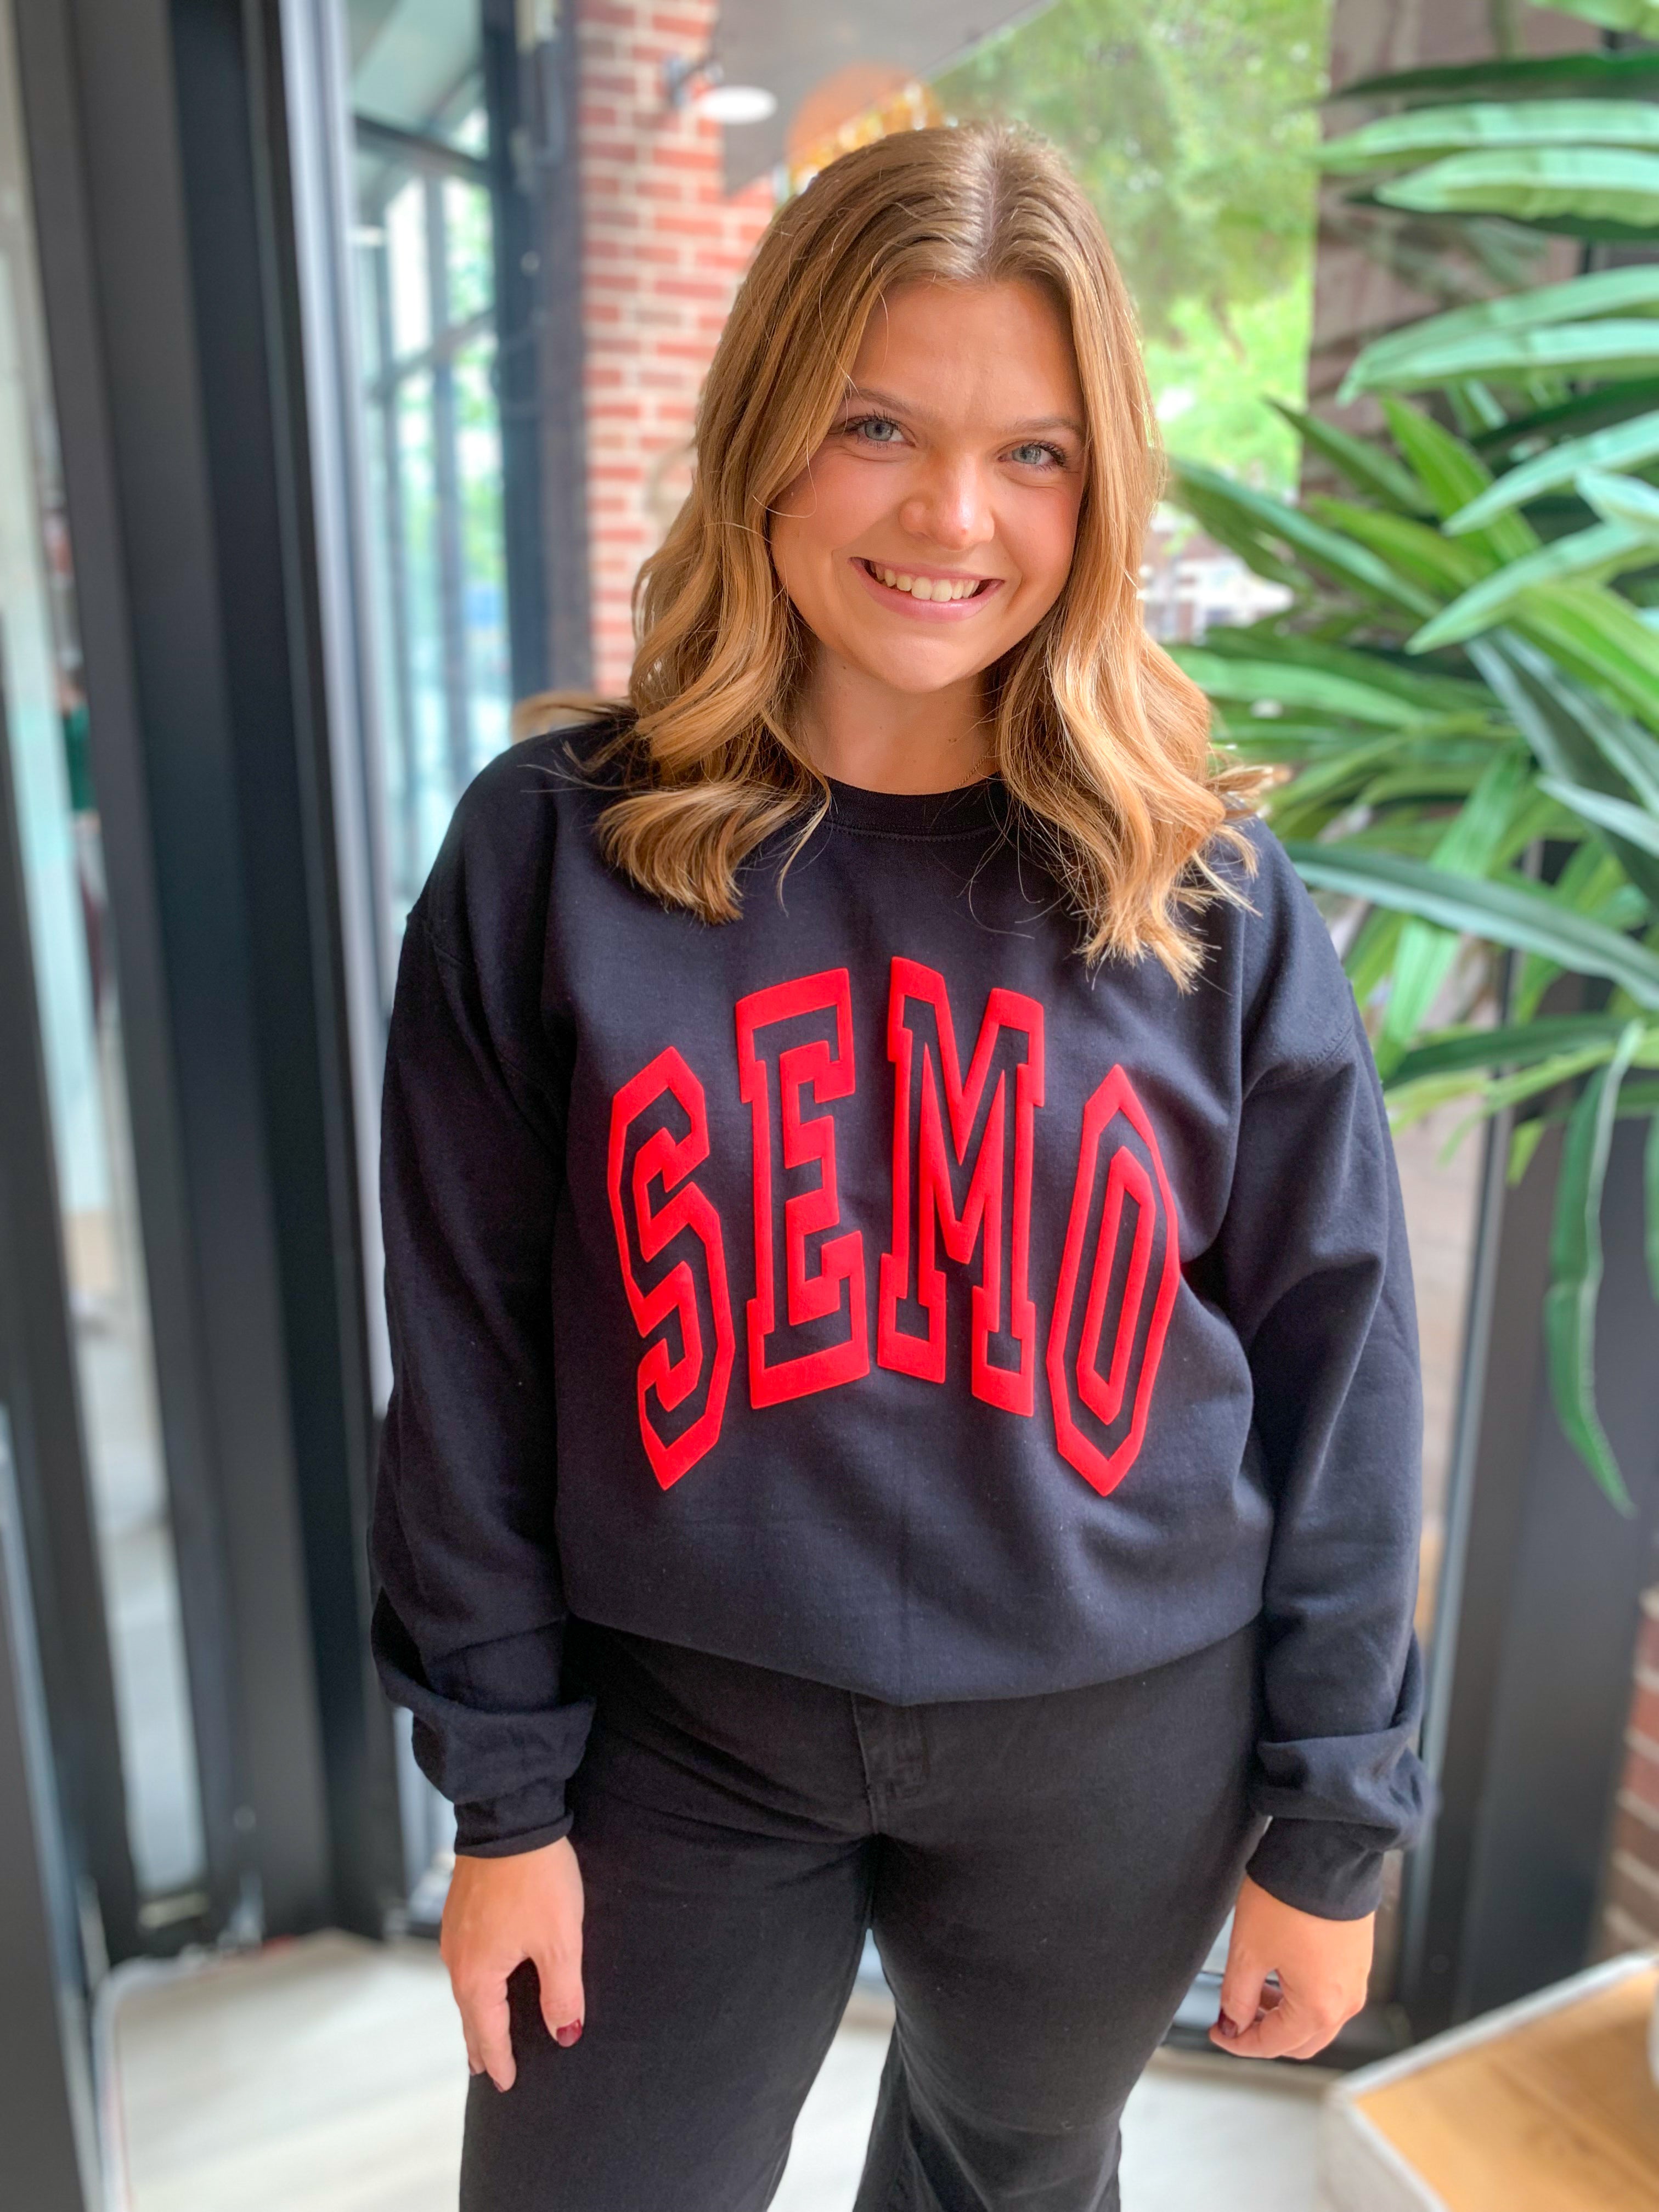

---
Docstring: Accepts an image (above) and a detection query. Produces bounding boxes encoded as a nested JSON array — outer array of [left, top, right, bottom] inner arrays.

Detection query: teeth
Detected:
[[871, 563, 981, 601]]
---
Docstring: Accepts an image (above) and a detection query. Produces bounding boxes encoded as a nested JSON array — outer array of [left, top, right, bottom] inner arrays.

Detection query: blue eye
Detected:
[[846, 415, 905, 445], [1010, 441, 1066, 468]]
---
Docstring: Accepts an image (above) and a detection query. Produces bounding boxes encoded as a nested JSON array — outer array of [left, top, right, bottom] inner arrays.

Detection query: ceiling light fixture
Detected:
[[664, 53, 777, 126]]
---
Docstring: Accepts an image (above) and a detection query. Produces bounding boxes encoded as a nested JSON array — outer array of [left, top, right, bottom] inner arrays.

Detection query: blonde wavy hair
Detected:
[[520, 122, 1265, 983]]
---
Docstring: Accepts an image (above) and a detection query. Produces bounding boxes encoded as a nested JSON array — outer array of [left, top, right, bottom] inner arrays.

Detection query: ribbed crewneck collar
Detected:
[[821, 772, 1009, 840]]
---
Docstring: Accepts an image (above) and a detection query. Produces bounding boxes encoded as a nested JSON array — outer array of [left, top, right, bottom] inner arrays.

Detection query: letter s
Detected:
[[607, 1047, 735, 1488]]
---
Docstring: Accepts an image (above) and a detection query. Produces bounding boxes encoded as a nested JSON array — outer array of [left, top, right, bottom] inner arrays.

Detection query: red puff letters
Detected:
[[1046, 1065, 1182, 1496], [606, 958, 1178, 1493], [878, 958, 1045, 1415], [735, 968, 870, 1404], [606, 1046, 736, 1490]]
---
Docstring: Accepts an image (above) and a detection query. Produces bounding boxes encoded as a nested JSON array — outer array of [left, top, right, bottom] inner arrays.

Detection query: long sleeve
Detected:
[[368, 783, 594, 1857], [1213, 848, 1434, 1920]]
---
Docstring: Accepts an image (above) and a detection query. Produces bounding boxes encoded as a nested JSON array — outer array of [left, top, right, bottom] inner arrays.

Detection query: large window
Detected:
[[0, 0, 203, 1912], [349, 2, 508, 930]]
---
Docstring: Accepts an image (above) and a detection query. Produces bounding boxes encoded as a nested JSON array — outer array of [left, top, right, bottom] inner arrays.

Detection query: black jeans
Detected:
[[459, 1616, 1265, 2212]]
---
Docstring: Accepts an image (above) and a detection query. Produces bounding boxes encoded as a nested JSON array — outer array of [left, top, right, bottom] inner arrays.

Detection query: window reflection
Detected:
[[353, 50, 506, 928], [0, 0, 204, 1906]]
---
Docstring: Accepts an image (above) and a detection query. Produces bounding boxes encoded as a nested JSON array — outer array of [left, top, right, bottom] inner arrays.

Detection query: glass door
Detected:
[[0, 0, 205, 1931]]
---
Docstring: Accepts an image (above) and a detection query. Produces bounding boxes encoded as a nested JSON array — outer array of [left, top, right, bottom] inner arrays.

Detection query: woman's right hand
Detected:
[[439, 1833, 585, 2090]]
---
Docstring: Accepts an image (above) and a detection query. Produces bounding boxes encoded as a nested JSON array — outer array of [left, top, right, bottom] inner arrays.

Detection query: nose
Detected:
[[896, 453, 995, 553]]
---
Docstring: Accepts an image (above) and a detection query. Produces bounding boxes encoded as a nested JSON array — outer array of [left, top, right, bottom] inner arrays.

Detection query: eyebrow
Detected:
[[840, 382, 1086, 440]]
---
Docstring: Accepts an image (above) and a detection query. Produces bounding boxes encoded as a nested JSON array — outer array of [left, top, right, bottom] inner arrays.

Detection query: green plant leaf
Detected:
[[1514, 581, 1659, 733], [1334, 52, 1659, 105], [1376, 747, 1537, 1070], [1361, 763, 1511, 807], [1389, 1041, 1630, 1141], [1168, 649, 1446, 726], [1193, 627, 1493, 716], [1163, 483, 1308, 590], [1510, 1116, 1548, 1185], [1469, 1042, 1637, 1118], [1472, 634, 1659, 814], [1384, 1068, 1505, 1133], [1321, 99, 1659, 175], [1447, 379, 1511, 436], [1266, 401, 1430, 514], [1282, 842, 1659, 1006], [1533, 0, 1659, 37], [1408, 522, 1650, 650], [1474, 377, 1659, 460], [1447, 408, 1659, 532], [1345, 319, 1659, 397], [1390, 1012, 1637, 1085], [1268, 737, 1421, 837], [1543, 1017, 1646, 1513], [1380, 397, 1540, 563], [1539, 774, 1659, 859], [1509, 848, 1643, 1023], [1377, 148, 1659, 232], [1468, 632, 1659, 909], [1575, 466, 1659, 537], [1346, 906, 1409, 1001], [1308, 500, 1483, 603], [1172, 464, 1439, 613]]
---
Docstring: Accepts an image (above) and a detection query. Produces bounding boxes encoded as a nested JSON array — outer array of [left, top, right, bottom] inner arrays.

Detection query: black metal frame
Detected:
[[482, 0, 592, 698], [0, 637, 143, 1969], [0, 659, 112, 2210], [0, 1398, 99, 2212], [10, 0, 404, 1951]]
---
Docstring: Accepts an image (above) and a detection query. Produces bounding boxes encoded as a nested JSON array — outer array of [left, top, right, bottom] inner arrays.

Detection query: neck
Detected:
[[795, 648, 993, 794]]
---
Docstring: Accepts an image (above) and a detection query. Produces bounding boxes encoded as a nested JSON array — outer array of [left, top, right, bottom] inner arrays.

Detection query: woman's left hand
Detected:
[[1207, 1872, 1374, 2062]]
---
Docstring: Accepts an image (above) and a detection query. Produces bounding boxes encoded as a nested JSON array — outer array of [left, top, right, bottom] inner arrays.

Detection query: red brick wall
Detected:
[[578, 0, 776, 694], [1598, 1586, 1659, 1955]]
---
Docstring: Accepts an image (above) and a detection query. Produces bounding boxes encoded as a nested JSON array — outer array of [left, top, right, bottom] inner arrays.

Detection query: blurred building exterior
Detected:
[[2, 1, 1657, 2205]]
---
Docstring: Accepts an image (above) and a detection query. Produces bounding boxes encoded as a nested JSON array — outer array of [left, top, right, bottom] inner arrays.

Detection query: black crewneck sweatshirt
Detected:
[[369, 726, 1431, 1918]]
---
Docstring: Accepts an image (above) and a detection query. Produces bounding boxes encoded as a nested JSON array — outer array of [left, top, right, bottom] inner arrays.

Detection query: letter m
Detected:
[[877, 956, 1045, 1414]]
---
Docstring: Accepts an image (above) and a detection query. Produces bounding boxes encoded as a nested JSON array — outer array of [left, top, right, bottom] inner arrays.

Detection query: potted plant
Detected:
[[1168, 0, 1659, 1514]]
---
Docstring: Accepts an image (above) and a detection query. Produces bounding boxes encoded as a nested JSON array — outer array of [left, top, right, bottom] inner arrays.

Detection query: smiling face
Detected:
[[768, 278, 1088, 718]]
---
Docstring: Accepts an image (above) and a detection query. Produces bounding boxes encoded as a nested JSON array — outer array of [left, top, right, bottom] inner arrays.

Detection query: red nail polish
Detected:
[[554, 2019, 583, 2047]]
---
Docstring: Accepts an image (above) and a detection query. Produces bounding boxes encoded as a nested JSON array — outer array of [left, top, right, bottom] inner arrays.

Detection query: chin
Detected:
[[848, 642, 990, 695]]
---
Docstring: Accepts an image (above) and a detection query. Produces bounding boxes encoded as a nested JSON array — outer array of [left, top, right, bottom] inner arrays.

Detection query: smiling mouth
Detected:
[[856, 558, 999, 603]]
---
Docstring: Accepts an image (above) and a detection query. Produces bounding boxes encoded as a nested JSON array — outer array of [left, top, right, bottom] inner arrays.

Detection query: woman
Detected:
[[371, 122, 1429, 2211]]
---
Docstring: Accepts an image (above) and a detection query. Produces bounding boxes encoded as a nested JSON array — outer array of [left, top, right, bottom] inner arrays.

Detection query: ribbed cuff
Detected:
[[1245, 1818, 1390, 1921], [453, 1774, 575, 1858]]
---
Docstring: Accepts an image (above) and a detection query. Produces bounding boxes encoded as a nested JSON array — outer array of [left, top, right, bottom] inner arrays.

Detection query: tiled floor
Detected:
[[107, 1931, 1330, 2212]]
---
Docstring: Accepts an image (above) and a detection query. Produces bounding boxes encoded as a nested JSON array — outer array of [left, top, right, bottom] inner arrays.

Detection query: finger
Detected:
[[469, 1979, 517, 2092], [533, 1946, 585, 2049], [1215, 1948, 1268, 2045], [1211, 1995, 1312, 2062], [449, 1977, 486, 2079]]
